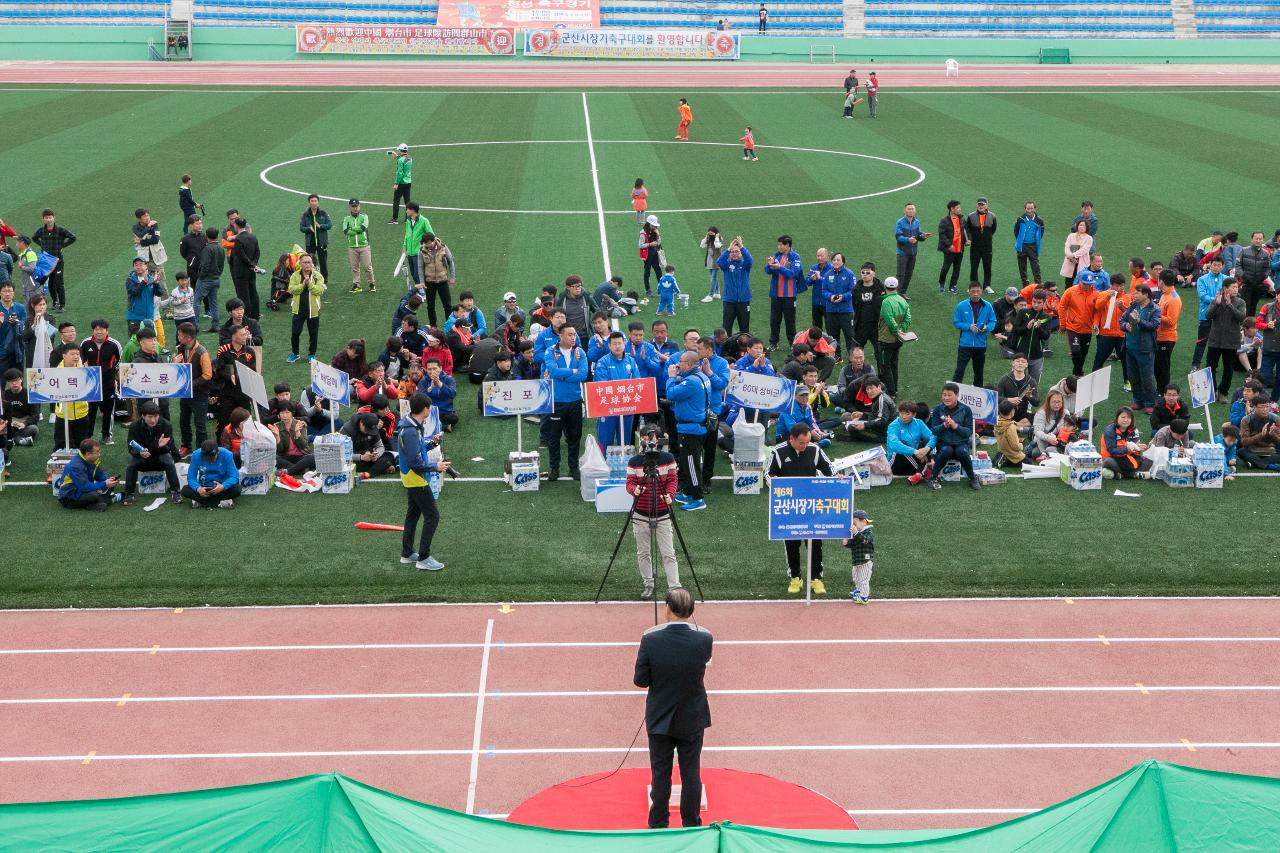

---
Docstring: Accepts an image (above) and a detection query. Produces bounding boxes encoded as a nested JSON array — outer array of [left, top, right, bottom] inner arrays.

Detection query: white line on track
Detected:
[[3, 741, 1279, 763], [4, 684, 1278, 706], [4, 636, 1280, 655], [581, 92, 612, 278], [465, 618, 494, 815]]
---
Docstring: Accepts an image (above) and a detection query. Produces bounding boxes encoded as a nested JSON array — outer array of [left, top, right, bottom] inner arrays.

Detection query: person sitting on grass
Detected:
[[992, 399, 1026, 468], [928, 382, 980, 491], [886, 399, 936, 484], [843, 375, 895, 441], [378, 335, 415, 384], [479, 349, 515, 412], [219, 406, 251, 467], [1031, 389, 1075, 462], [995, 352, 1038, 429], [269, 403, 315, 477], [396, 313, 429, 357], [183, 439, 241, 509], [355, 360, 400, 404], [1149, 384, 1190, 432], [343, 411, 396, 479], [1237, 396, 1280, 470], [1216, 424, 1240, 479], [1100, 406, 1151, 480], [421, 330, 454, 376], [775, 385, 830, 446], [1229, 379, 1267, 427], [330, 338, 367, 380], [418, 357, 458, 432], [356, 393, 399, 457], [56, 438, 122, 511], [1150, 418, 1193, 451], [122, 401, 182, 506], [2, 368, 39, 447]]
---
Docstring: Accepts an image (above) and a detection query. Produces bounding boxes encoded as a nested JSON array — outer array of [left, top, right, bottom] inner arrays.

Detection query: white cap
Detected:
[[645, 214, 660, 227], [502, 291, 517, 301], [397, 143, 409, 152], [884, 276, 899, 290]]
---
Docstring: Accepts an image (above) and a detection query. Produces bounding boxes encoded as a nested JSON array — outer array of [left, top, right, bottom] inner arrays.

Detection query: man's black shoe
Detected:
[[547, 469, 559, 482]]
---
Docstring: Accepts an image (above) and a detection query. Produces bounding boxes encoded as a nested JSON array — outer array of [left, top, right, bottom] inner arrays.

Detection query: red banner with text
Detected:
[[585, 377, 659, 419], [295, 25, 516, 55], [436, 0, 598, 29]]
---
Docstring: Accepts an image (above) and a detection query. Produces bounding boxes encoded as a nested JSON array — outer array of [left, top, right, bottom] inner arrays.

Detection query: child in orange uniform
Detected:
[[631, 178, 648, 226], [739, 126, 758, 161], [676, 98, 692, 141]]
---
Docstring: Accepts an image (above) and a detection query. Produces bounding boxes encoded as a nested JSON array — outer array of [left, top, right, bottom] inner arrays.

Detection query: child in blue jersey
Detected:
[[656, 265, 681, 316]]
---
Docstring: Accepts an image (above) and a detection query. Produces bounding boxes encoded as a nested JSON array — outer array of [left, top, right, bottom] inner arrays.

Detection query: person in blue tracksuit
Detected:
[[717, 237, 753, 335], [624, 321, 661, 378], [765, 235, 804, 350], [56, 438, 121, 510], [1191, 256, 1226, 370], [952, 281, 997, 386], [1073, 253, 1111, 292], [886, 399, 937, 479], [805, 247, 832, 329], [821, 252, 857, 358], [543, 324, 589, 481], [124, 256, 162, 336], [1013, 201, 1045, 286], [775, 386, 829, 445], [666, 351, 712, 511], [696, 336, 731, 489], [726, 338, 777, 425], [182, 439, 241, 508], [594, 332, 643, 449], [894, 203, 929, 297], [928, 384, 980, 491]]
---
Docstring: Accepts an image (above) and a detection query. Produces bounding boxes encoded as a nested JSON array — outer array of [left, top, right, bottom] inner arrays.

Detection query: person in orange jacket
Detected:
[[1155, 269, 1182, 390], [1057, 275, 1097, 375], [1091, 273, 1131, 390], [1099, 406, 1150, 479]]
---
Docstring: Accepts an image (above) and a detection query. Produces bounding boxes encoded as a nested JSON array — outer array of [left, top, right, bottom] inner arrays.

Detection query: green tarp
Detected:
[[3, 760, 1279, 851]]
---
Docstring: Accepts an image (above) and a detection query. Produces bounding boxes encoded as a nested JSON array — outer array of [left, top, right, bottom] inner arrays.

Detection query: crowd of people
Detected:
[[2, 184, 1277, 580]]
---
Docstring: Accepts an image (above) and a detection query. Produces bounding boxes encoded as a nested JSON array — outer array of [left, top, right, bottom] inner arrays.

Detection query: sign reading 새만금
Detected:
[[584, 377, 658, 419], [768, 477, 855, 541], [25, 367, 103, 404], [726, 370, 796, 414], [310, 359, 351, 407], [955, 383, 998, 424], [118, 363, 192, 400], [482, 379, 555, 417]]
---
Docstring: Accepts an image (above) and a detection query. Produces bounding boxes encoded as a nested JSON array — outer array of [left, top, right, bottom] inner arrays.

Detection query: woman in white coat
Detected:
[[1060, 218, 1093, 288]]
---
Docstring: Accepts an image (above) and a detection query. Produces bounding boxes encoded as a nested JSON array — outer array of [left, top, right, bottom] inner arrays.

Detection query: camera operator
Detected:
[[626, 423, 682, 601]]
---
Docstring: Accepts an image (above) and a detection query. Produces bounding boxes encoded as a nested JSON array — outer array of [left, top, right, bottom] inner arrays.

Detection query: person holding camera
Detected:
[[398, 393, 450, 572], [626, 423, 682, 601]]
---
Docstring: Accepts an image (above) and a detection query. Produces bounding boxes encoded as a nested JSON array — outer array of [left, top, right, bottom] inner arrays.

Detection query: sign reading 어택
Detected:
[[726, 371, 796, 414], [25, 367, 102, 404]]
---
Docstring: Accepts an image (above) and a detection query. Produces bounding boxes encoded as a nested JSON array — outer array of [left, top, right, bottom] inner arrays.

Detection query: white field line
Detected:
[[581, 92, 612, 278], [465, 618, 495, 815], [5, 741, 1280, 764], [5, 636, 1280, 655], [4, 684, 1279, 707]]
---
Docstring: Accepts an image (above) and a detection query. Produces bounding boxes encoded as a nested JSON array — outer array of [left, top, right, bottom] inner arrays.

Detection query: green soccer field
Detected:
[[4, 85, 1276, 608]]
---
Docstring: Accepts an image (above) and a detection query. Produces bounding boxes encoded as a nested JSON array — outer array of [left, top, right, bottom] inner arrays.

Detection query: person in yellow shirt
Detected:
[[51, 349, 91, 451], [676, 99, 693, 141]]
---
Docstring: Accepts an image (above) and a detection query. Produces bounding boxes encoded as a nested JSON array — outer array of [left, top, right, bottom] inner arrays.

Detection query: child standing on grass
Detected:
[[843, 509, 874, 603], [739, 126, 758, 161], [631, 179, 648, 227], [656, 265, 680, 316]]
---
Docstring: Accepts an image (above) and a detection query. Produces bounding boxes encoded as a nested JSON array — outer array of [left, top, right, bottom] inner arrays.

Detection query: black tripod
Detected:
[[595, 451, 703, 615]]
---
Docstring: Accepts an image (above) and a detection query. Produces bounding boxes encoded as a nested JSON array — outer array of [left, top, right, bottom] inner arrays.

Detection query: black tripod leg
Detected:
[[595, 508, 634, 604], [666, 510, 704, 601]]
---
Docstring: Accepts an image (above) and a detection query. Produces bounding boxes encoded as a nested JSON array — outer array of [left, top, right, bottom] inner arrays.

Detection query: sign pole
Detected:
[[64, 415, 71, 451], [805, 541, 813, 607], [516, 416, 523, 454], [1203, 403, 1213, 439], [617, 415, 624, 450], [329, 403, 336, 435], [1088, 405, 1095, 445]]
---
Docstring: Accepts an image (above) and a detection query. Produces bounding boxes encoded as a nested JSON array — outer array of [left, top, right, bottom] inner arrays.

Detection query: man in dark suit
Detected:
[[633, 587, 713, 829], [230, 217, 261, 320]]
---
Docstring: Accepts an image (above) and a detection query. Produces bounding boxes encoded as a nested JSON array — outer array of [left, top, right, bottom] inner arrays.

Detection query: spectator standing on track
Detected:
[[634, 587, 713, 830], [765, 235, 803, 351], [31, 208, 75, 313], [951, 282, 995, 386], [865, 72, 879, 119], [389, 143, 412, 225], [936, 200, 967, 294], [676, 99, 693, 141], [299, 194, 331, 281], [398, 392, 448, 569], [1013, 201, 1044, 287], [767, 423, 835, 594], [230, 218, 261, 321], [342, 198, 374, 294], [894, 203, 929, 298], [965, 197, 997, 293], [718, 236, 753, 335], [758, 3, 768, 32]]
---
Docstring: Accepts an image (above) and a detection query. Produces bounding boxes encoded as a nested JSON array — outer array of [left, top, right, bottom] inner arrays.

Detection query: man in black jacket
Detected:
[[195, 227, 225, 333], [230, 218, 261, 320], [1238, 231, 1274, 315], [633, 587, 713, 829], [965, 197, 998, 293], [936, 200, 968, 294], [121, 401, 182, 506], [31, 208, 75, 312], [851, 263, 884, 355], [179, 215, 209, 317], [767, 423, 836, 594]]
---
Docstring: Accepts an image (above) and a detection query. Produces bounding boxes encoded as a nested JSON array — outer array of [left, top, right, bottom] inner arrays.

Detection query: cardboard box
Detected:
[[1165, 459, 1194, 489], [1060, 442, 1103, 491], [239, 469, 274, 496], [137, 471, 170, 494], [977, 469, 1007, 486], [1193, 443, 1225, 489], [321, 465, 358, 495], [594, 478, 632, 512], [732, 465, 763, 495], [510, 461, 540, 492]]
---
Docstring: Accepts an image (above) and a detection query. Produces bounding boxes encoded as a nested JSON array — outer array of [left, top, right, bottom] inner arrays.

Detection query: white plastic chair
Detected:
[[945, 58, 960, 77]]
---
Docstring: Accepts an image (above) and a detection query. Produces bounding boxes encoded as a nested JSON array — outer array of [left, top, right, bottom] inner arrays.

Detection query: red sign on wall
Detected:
[[585, 377, 659, 419]]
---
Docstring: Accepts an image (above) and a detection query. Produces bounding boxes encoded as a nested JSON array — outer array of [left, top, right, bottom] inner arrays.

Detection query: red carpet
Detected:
[[507, 767, 859, 830]]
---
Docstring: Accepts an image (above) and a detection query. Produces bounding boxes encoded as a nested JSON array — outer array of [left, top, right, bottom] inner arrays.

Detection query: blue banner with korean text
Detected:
[[767, 477, 855, 541]]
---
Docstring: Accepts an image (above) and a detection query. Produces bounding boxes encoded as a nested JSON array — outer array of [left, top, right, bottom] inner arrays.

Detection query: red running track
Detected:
[[1, 61, 1280, 88], [1, 597, 1278, 830]]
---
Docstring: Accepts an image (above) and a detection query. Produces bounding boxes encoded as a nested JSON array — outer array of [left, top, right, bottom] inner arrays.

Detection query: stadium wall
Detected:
[[1, 26, 1278, 64]]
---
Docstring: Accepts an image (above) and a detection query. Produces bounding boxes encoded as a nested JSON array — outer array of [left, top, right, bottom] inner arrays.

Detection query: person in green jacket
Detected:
[[286, 253, 327, 363], [389, 143, 413, 224], [402, 202, 434, 290], [342, 198, 374, 294], [876, 276, 912, 397]]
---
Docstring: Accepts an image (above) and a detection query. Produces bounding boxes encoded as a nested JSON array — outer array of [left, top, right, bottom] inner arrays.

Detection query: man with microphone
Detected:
[[633, 587, 713, 829]]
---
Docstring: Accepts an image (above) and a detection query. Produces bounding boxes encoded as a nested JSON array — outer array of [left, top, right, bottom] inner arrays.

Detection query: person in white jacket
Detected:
[[699, 226, 723, 302]]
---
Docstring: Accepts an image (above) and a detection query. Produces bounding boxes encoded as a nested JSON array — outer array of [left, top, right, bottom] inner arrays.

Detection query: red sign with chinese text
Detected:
[[585, 377, 658, 418]]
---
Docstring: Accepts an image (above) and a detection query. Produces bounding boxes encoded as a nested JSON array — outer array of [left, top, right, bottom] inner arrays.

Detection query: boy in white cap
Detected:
[[843, 509, 875, 603], [389, 144, 412, 225]]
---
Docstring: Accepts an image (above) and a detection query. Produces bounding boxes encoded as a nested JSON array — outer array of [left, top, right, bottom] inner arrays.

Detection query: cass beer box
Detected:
[[505, 451, 540, 492], [1060, 441, 1103, 491], [137, 470, 170, 494], [239, 468, 274, 496], [1193, 442, 1226, 489], [732, 465, 763, 495], [594, 478, 631, 512], [321, 465, 358, 495]]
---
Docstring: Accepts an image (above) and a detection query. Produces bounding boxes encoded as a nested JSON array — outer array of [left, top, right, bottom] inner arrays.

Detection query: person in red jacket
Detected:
[[626, 422, 682, 601], [420, 330, 454, 376]]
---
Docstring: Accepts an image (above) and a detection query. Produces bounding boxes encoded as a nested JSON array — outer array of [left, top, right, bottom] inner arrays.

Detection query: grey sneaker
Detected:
[[416, 556, 445, 572], [400, 553, 420, 565], [640, 586, 655, 601], [218, 499, 234, 509]]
